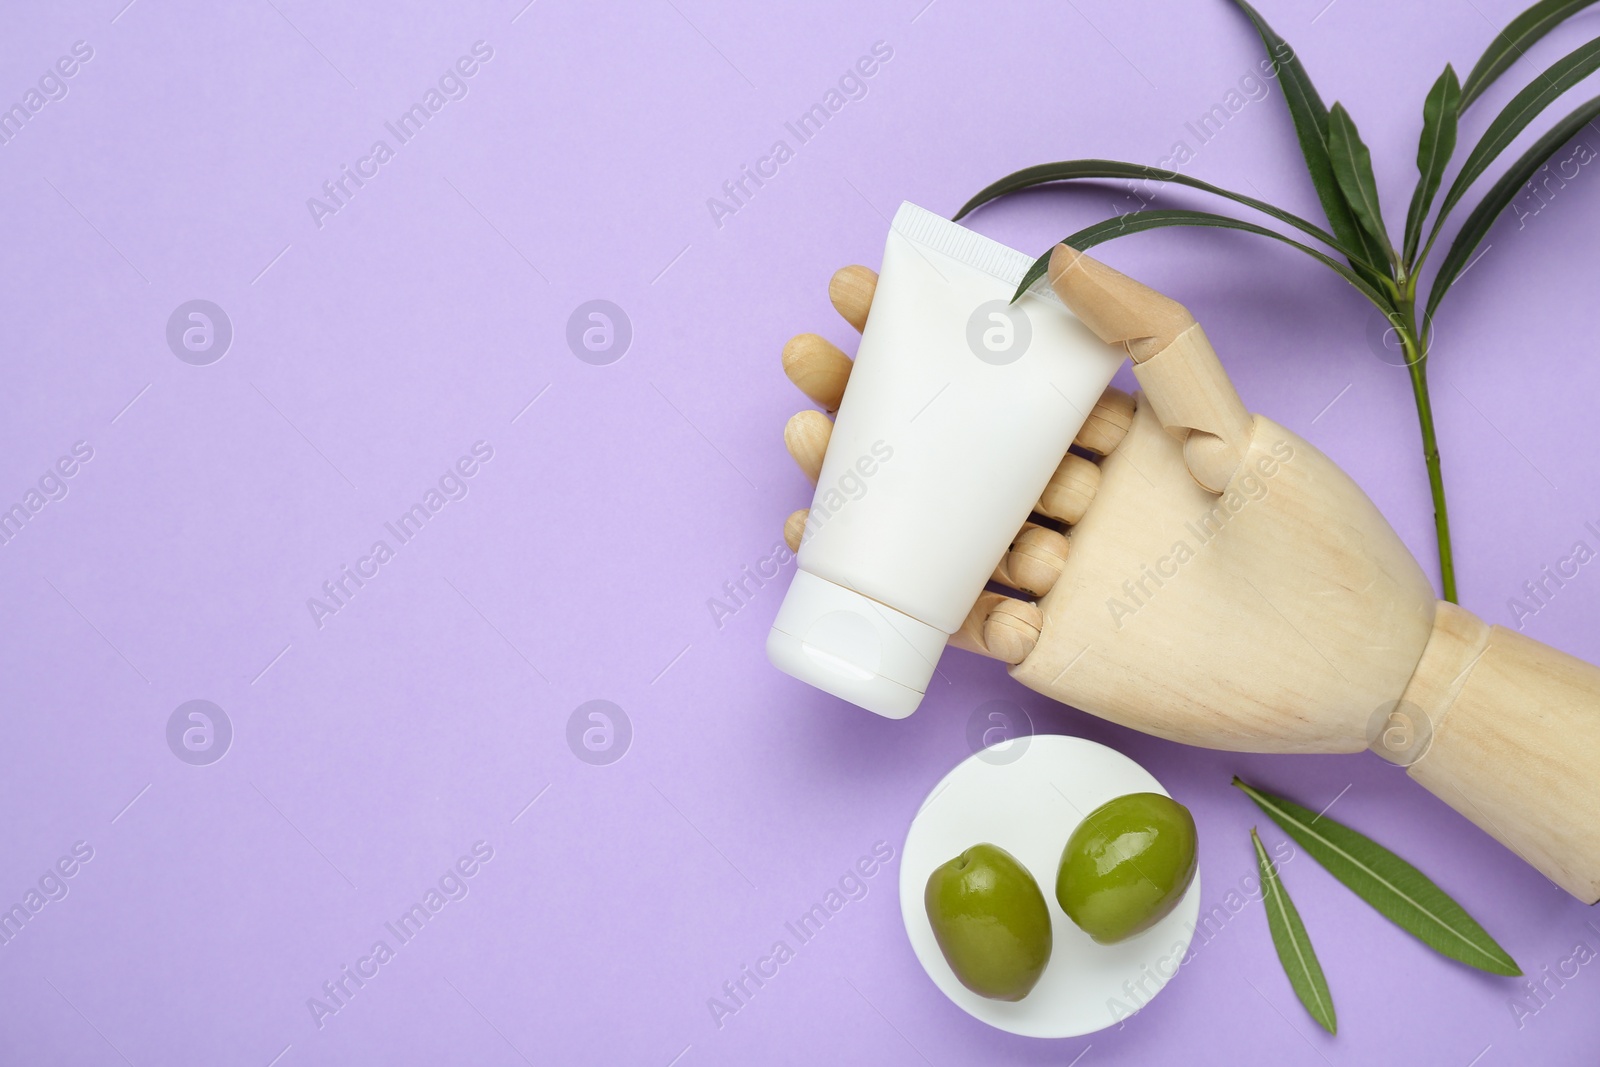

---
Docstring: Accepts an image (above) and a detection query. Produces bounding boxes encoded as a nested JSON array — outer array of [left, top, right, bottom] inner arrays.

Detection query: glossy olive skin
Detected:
[[925, 843, 1052, 1001], [1056, 792, 1198, 944]]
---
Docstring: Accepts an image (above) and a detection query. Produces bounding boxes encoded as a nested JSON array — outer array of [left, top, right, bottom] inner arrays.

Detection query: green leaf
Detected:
[[1430, 36, 1600, 249], [1234, 778, 1521, 976], [1461, 0, 1600, 109], [1225, 0, 1389, 283], [1428, 93, 1600, 319], [1327, 103, 1396, 264], [954, 159, 1361, 259], [1010, 208, 1395, 311], [1403, 65, 1462, 266], [1252, 828, 1337, 1034]]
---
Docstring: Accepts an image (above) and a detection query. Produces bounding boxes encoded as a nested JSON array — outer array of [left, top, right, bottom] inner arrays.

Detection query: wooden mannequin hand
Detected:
[[781, 245, 1600, 902], [781, 246, 1435, 755]]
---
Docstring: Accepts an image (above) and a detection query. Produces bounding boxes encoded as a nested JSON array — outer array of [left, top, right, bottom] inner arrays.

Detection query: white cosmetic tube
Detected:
[[767, 202, 1125, 717]]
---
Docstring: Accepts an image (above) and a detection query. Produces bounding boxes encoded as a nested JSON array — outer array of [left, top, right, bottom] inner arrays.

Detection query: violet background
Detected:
[[2, 0, 1598, 1063]]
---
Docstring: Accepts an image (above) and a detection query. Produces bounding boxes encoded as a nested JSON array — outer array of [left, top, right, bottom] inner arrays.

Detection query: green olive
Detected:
[[1056, 792, 1198, 944], [924, 843, 1052, 1001]]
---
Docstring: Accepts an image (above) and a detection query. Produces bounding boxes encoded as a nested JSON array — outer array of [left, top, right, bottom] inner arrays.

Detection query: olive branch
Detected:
[[960, 0, 1600, 602]]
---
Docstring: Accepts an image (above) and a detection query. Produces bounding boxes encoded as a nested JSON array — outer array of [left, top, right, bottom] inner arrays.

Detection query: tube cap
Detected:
[[767, 570, 948, 719]]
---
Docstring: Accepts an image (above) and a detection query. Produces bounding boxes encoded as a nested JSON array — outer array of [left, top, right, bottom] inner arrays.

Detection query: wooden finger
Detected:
[[1048, 245, 1194, 361], [1050, 245, 1249, 492], [784, 410, 831, 483], [828, 266, 877, 332], [784, 509, 807, 552], [1074, 387, 1135, 455], [782, 334, 853, 412], [1037, 454, 1100, 525], [985, 599, 1044, 664], [992, 524, 1069, 597], [950, 592, 1008, 660], [949, 591, 1042, 665]]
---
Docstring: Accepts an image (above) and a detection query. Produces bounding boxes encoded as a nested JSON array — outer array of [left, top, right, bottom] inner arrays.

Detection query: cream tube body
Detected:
[[767, 203, 1124, 717]]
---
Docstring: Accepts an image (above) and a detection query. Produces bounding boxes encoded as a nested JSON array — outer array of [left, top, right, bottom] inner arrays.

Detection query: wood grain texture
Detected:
[[993, 523, 1069, 596], [950, 591, 1041, 665], [1130, 322, 1253, 492], [1403, 604, 1600, 903], [783, 409, 831, 482], [1074, 387, 1135, 456], [1011, 395, 1438, 753], [1037, 453, 1099, 524], [828, 265, 876, 332], [781, 334, 851, 412]]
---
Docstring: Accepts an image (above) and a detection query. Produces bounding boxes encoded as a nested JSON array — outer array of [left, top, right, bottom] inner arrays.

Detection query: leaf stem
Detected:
[[1396, 309, 1457, 603]]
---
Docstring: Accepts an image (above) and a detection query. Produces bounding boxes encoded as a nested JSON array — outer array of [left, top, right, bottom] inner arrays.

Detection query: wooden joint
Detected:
[[1131, 322, 1253, 493]]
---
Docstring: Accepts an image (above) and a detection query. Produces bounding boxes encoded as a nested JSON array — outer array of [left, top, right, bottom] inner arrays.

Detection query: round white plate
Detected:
[[899, 734, 1201, 1038]]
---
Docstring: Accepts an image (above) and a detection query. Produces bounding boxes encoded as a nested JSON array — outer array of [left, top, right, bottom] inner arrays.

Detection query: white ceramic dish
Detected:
[[899, 734, 1201, 1038]]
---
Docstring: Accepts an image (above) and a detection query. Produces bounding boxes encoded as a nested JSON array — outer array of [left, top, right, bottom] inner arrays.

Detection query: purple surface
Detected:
[[2, 0, 1598, 1063]]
